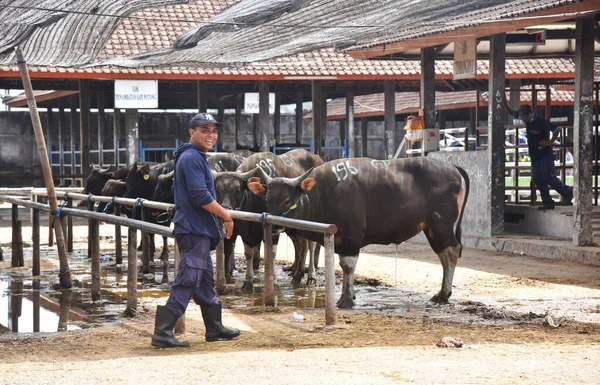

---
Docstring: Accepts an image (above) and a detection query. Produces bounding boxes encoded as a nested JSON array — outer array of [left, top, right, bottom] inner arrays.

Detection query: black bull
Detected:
[[213, 150, 324, 291], [248, 157, 470, 308]]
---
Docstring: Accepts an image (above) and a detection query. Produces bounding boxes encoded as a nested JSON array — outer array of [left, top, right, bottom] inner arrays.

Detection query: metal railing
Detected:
[[1, 189, 339, 325]]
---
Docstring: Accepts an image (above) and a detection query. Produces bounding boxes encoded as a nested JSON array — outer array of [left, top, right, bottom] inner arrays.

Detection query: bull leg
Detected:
[[241, 243, 256, 293], [290, 236, 306, 284], [423, 226, 461, 303], [149, 234, 156, 259], [252, 246, 261, 272], [313, 243, 321, 270], [337, 255, 358, 308], [160, 235, 169, 260], [306, 241, 317, 286], [224, 237, 236, 284]]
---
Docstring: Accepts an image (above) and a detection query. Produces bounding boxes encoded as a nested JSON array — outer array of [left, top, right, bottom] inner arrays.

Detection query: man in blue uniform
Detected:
[[505, 102, 573, 210], [151, 112, 239, 348]]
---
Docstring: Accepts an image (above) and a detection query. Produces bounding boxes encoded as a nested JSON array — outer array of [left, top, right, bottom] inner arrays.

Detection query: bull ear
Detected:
[[248, 178, 266, 196], [300, 178, 316, 193], [129, 162, 138, 173], [140, 164, 151, 174]]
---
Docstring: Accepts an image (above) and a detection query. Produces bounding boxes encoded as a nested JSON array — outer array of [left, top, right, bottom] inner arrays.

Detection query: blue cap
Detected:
[[189, 112, 220, 128]]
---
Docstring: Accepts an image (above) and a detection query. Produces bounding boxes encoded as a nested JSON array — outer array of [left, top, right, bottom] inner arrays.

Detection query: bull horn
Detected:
[[158, 171, 174, 182], [292, 167, 314, 185], [239, 166, 263, 181], [255, 166, 273, 185]]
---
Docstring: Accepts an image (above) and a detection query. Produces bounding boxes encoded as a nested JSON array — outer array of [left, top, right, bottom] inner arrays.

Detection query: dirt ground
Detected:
[[1, 215, 600, 384]]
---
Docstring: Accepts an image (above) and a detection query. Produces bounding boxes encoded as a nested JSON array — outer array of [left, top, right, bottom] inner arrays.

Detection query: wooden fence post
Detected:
[[125, 226, 138, 316], [114, 205, 123, 265], [90, 218, 100, 301], [32, 207, 40, 275], [263, 224, 275, 306]]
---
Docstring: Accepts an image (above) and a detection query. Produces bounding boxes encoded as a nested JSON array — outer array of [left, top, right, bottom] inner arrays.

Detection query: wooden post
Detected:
[[346, 93, 355, 158], [12, 204, 24, 268], [33, 280, 40, 332], [263, 223, 275, 306], [69, 95, 78, 185], [114, 204, 122, 265], [90, 218, 101, 301], [488, 34, 506, 237], [125, 226, 138, 316], [32, 207, 40, 276], [324, 233, 336, 325], [217, 97, 225, 150], [58, 103, 65, 185], [141, 208, 151, 274], [258, 81, 270, 152], [197, 80, 208, 112], [67, 198, 73, 252], [15, 47, 72, 287]]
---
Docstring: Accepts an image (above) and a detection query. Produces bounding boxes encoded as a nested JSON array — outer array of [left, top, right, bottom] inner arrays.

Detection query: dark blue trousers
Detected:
[[165, 233, 218, 318], [532, 154, 573, 205]]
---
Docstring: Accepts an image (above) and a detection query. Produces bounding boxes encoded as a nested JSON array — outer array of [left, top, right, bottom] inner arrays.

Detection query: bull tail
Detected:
[[454, 166, 470, 255]]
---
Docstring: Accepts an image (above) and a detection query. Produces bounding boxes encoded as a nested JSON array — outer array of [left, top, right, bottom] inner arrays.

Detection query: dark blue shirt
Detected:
[[522, 115, 560, 161], [172, 143, 221, 242]]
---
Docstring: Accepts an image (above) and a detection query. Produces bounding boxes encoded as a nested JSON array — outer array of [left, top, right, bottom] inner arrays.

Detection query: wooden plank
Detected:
[[312, 81, 323, 156], [258, 81, 270, 152]]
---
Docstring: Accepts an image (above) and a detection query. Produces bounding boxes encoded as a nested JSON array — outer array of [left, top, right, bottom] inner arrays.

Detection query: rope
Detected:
[[156, 207, 174, 224], [50, 196, 69, 228], [103, 197, 116, 214], [235, 192, 246, 211], [132, 198, 145, 220], [281, 196, 302, 217]]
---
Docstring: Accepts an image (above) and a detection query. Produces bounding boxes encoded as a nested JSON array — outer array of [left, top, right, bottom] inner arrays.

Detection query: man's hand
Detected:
[[539, 139, 554, 147], [223, 219, 234, 239]]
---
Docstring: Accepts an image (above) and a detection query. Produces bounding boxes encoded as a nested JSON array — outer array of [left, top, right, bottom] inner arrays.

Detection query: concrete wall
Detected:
[[428, 150, 491, 237]]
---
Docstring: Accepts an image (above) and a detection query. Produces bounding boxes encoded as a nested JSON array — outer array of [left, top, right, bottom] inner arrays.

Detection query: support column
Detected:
[[125, 109, 140, 166], [197, 81, 208, 112], [113, 108, 121, 166], [360, 117, 368, 157], [46, 106, 54, 163], [274, 92, 281, 145], [235, 93, 243, 150], [57, 101, 65, 184], [420, 48, 436, 129], [97, 91, 105, 166], [217, 97, 224, 151], [346, 93, 355, 158], [488, 33, 507, 237], [69, 95, 78, 182], [312, 81, 323, 156], [295, 92, 304, 144], [509, 79, 521, 117], [79, 80, 91, 178], [573, 16, 595, 246], [384, 81, 396, 159], [258, 81, 270, 152]]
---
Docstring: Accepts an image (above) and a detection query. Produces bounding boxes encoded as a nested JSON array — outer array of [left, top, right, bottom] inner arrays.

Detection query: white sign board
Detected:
[[244, 92, 275, 114], [453, 39, 477, 80], [114, 80, 159, 109]]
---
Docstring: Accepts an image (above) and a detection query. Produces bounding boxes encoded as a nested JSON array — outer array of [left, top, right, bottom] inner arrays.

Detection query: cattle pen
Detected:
[[0, 188, 339, 325]]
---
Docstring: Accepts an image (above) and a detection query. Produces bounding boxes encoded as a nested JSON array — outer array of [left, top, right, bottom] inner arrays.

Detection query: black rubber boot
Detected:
[[200, 302, 241, 342], [151, 305, 190, 348]]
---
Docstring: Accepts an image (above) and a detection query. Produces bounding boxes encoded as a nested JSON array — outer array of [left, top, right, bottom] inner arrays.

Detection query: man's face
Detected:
[[189, 123, 218, 152], [521, 113, 534, 123]]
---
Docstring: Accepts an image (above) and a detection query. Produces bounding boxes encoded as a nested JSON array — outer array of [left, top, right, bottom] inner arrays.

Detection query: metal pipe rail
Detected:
[[2, 191, 339, 325]]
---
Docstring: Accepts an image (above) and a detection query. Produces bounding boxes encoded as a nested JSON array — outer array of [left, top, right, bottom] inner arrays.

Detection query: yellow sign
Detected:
[[453, 39, 477, 80]]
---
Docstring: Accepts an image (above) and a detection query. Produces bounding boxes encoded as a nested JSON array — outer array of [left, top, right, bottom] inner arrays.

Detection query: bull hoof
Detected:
[[430, 292, 451, 304], [305, 276, 317, 286], [291, 272, 304, 285], [241, 281, 254, 294], [226, 276, 235, 285], [282, 265, 294, 272], [336, 294, 355, 308]]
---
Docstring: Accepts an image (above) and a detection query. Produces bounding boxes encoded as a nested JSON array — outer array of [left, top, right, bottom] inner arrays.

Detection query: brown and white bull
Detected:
[[248, 157, 470, 308]]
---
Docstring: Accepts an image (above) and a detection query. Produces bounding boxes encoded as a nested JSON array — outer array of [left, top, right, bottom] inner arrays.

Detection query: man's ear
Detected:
[[248, 178, 266, 196], [300, 178, 316, 193]]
